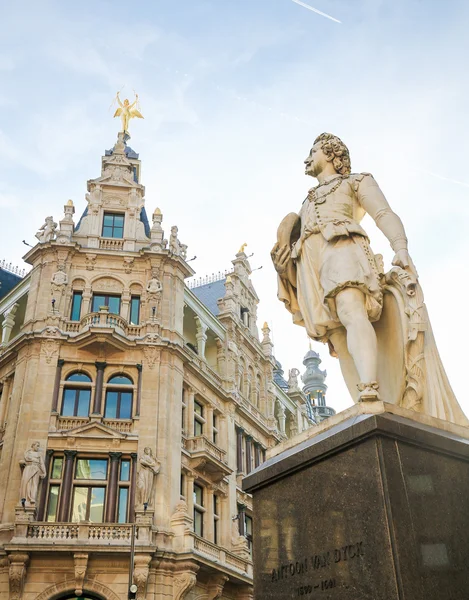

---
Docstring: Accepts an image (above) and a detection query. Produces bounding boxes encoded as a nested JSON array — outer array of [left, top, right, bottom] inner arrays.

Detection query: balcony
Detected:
[[192, 534, 252, 577], [184, 435, 232, 482], [54, 416, 133, 435], [10, 521, 155, 549], [61, 311, 143, 350]]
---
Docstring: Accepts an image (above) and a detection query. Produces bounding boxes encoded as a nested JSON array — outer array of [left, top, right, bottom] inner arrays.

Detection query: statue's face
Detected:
[[32, 442, 40, 451], [304, 142, 329, 177], [124, 99, 129, 106]]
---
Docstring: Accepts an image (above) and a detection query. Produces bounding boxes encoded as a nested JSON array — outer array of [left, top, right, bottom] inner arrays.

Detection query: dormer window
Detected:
[[102, 213, 124, 238]]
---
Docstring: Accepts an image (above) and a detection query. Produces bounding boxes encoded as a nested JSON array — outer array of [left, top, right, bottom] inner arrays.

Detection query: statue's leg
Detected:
[[335, 288, 379, 400], [328, 328, 361, 401]]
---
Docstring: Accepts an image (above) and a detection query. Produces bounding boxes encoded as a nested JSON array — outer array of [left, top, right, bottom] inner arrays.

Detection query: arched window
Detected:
[[104, 375, 133, 419], [61, 373, 92, 417]]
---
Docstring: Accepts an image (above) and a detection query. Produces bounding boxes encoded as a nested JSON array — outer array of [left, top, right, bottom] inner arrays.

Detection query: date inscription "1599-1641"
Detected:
[[271, 541, 365, 583]]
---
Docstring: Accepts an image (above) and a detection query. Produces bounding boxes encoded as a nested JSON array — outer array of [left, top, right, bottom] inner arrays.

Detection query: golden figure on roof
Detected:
[[113, 91, 144, 133], [238, 243, 248, 254]]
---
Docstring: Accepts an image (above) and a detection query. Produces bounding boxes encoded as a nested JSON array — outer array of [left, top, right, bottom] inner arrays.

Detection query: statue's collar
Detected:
[[309, 173, 345, 192]]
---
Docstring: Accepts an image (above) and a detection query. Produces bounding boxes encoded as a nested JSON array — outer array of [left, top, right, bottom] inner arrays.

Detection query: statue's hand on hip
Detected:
[[392, 249, 418, 277], [271, 243, 292, 276]]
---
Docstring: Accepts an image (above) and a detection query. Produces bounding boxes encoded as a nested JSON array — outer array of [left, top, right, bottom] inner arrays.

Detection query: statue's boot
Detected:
[[357, 381, 380, 402]]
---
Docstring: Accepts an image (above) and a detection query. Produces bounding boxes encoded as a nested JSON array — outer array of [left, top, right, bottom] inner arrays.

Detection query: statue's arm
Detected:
[[356, 174, 416, 274], [116, 92, 123, 108]]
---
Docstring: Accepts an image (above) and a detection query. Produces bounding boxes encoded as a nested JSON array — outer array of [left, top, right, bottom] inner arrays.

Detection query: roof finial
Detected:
[[113, 90, 144, 134], [238, 243, 247, 254]]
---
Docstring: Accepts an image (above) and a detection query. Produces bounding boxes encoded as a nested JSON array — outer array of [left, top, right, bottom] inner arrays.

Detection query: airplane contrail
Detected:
[[291, 0, 342, 23]]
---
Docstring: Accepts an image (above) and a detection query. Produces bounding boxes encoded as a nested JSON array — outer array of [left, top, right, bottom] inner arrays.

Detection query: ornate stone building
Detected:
[[0, 132, 321, 600]]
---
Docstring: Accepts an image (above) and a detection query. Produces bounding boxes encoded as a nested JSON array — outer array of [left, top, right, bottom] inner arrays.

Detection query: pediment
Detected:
[[56, 421, 128, 439]]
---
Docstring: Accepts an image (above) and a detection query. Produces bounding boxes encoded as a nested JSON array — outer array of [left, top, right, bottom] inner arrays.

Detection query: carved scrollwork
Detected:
[[8, 553, 29, 600]]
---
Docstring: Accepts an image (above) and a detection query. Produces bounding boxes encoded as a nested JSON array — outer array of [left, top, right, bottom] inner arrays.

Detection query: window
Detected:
[[70, 292, 83, 321], [61, 373, 92, 417], [194, 400, 205, 436], [102, 212, 124, 238], [92, 294, 121, 315], [182, 391, 187, 435], [104, 375, 133, 420], [129, 296, 140, 325], [117, 459, 131, 523], [45, 454, 132, 524], [213, 494, 220, 544], [193, 483, 204, 537], [213, 413, 219, 445], [72, 459, 108, 523], [46, 456, 64, 522], [245, 514, 253, 552]]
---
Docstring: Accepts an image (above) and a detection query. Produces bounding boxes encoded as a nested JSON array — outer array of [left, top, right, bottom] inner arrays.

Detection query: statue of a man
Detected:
[[271, 133, 416, 401], [19, 441, 46, 506], [136, 447, 160, 507]]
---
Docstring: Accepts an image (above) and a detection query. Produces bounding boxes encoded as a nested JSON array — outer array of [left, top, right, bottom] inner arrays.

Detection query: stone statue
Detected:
[[272, 133, 468, 425], [113, 92, 144, 133], [169, 225, 187, 258], [35, 216, 57, 243], [19, 441, 46, 506], [287, 368, 300, 392], [136, 447, 160, 507]]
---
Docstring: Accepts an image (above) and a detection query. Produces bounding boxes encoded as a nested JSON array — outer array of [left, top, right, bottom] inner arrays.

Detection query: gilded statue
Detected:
[[19, 441, 46, 506], [271, 133, 468, 425], [113, 92, 144, 133]]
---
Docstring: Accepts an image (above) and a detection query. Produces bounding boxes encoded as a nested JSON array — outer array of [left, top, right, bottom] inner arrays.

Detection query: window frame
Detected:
[[102, 212, 125, 239], [103, 375, 134, 421], [70, 291, 83, 321], [193, 400, 205, 437], [129, 296, 141, 325], [91, 294, 121, 315], [193, 482, 205, 537], [61, 372, 92, 418]]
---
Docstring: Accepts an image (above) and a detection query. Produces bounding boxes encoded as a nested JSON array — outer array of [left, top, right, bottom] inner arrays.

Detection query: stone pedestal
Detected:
[[243, 402, 469, 600]]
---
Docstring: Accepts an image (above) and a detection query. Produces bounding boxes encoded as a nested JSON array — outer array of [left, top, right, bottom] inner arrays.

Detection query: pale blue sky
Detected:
[[1, 0, 469, 414]]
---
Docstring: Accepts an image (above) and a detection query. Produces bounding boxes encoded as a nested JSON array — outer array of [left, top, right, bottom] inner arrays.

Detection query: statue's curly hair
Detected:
[[314, 133, 351, 175]]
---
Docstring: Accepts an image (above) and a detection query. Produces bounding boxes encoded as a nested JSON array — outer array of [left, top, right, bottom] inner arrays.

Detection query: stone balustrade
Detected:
[[185, 435, 227, 464], [99, 238, 124, 250], [25, 522, 135, 545], [192, 534, 252, 575], [62, 312, 143, 339]]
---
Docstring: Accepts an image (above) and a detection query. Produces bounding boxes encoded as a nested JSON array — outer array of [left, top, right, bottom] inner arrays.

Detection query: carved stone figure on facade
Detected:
[[169, 225, 187, 258], [287, 368, 300, 392], [51, 266, 68, 287], [146, 277, 163, 296], [35, 216, 57, 244], [136, 447, 160, 507], [272, 133, 468, 425], [19, 441, 46, 507]]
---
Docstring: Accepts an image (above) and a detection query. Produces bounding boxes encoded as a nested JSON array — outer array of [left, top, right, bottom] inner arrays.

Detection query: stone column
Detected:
[[236, 427, 244, 474], [57, 450, 77, 522], [37, 449, 54, 521], [245, 436, 253, 474], [205, 404, 214, 441], [92, 361, 106, 415], [82, 287, 92, 314], [121, 290, 130, 319], [0, 376, 12, 427], [254, 442, 261, 469], [1, 303, 19, 346], [105, 452, 121, 522], [51, 359, 65, 413], [277, 405, 286, 435], [195, 317, 207, 359], [129, 452, 137, 523], [136, 364, 143, 417]]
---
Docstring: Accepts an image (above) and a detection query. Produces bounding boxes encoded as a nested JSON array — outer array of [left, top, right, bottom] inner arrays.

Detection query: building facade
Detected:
[[0, 131, 328, 600]]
